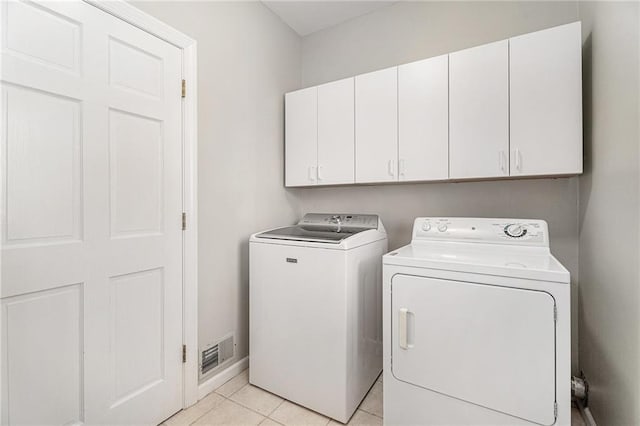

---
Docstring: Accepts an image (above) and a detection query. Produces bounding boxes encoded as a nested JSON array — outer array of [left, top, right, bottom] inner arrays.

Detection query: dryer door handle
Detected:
[[398, 308, 413, 350]]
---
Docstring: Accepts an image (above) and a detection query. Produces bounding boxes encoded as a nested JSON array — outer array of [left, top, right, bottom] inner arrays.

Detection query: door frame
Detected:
[[84, 0, 199, 408]]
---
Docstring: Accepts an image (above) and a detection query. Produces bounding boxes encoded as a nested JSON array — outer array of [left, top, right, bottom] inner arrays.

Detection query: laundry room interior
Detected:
[[0, 0, 638, 425]]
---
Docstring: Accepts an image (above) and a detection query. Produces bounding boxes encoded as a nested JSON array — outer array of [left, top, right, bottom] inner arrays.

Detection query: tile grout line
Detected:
[[266, 398, 286, 418], [186, 375, 382, 426], [227, 383, 285, 420], [186, 380, 253, 426]]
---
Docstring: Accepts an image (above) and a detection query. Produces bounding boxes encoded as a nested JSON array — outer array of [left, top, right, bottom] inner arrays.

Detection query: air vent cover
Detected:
[[200, 334, 234, 379]]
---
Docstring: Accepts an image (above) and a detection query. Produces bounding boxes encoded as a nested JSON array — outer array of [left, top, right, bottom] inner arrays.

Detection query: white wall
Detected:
[[301, 1, 579, 87], [130, 7, 640, 423], [132, 1, 302, 374], [577, 2, 640, 424], [292, 1, 582, 369]]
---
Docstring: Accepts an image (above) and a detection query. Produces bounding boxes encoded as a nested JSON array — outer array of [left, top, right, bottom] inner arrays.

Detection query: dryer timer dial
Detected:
[[504, 224, 527, 238]]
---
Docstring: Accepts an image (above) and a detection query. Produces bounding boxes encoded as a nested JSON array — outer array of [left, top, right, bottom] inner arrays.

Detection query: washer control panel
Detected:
[[413, 217, 548, 246], [299, 213, 379, 231]]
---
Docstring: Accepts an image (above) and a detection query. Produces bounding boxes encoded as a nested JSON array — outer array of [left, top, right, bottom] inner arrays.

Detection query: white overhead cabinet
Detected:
[[449, 40, 509, 179], [398, 55, 449, 181], [285, 87, 317, 186], [510, 22, 583, 176], [285, 79, 355, 187], [355, 67, 398, 183], [284, 22, 583, 187], [318, 78, 355, 185]]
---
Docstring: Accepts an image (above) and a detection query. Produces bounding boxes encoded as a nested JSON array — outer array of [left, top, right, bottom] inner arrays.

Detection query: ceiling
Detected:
[[262, 1, 397, 36]]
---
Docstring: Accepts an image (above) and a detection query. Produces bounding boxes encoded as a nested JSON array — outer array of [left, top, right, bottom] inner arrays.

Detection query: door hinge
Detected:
[[182, 212, 186, 230], [182, 344, 187, 363], [181, 79, 186, 98]]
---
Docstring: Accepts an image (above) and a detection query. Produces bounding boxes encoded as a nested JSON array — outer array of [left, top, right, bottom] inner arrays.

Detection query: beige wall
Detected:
[[292, 1, 582, 369], [577, 1, 640, 424], [132, 1, 302, 374]]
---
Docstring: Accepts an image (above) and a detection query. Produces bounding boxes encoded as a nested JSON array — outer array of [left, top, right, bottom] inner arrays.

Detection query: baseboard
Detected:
[[197, 356, 249, 400], [577, 400, 598, 426]]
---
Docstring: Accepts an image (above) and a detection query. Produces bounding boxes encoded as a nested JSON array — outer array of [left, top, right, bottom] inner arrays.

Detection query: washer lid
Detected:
[[255, 213, 381, 244], [256, 225, 364, 243]]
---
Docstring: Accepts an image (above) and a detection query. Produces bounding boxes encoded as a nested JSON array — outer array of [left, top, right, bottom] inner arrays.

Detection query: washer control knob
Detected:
[[437, 224, 448, 232], [505, 223, 527, 238], [422, 222, 431, 231]]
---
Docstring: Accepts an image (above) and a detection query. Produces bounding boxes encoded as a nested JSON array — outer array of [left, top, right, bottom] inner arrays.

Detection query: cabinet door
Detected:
[[398, 55, 449, 181], [318, 77, 355, 185], [355, 67, 398, 183], [449, 40, 509, 179], [510, 22, 582, 176], [285, 87, 317, 187]]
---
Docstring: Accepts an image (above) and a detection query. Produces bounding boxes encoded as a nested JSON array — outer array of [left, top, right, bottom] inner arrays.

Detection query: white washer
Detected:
[[383, 217, 570, 426], [250, 213, 388, 423]]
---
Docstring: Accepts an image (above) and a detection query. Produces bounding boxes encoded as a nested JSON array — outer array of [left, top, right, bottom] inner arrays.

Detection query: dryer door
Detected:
[[391, 274, 556, 425]]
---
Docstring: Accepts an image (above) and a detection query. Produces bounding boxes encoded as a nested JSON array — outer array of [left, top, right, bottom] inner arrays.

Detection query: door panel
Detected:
[[1, 284, 83, 425], [355, 67, 398, 183], [398, 55, 449, 181], [3, 0, 81, 74], [109, 109, 164, 237], [317, 77, 354, 185], [391, 275, 556, 425], [3, 84, 82, 245], [1, 1, 183, 424], [108, 37, 164, 99], [510, 22, 582, 176], [285, 87, 317, 187], [110, 268, 165, 406], [449, 41, 509, 179]]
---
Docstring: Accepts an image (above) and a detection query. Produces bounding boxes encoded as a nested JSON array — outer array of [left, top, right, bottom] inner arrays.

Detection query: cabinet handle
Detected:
[[499, 151, 507, 174], [515, 149, 522, 172], [388, 159, 395, 177], [317, 165, 324, 181], [308, 166, 316, 182], [399, 159, 406, 177]]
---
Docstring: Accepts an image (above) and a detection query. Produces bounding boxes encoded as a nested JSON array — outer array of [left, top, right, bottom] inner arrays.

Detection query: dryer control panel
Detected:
[[412, 217, 549, 247]]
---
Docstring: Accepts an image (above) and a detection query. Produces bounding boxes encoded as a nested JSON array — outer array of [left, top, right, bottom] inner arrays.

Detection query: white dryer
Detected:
[[250, 214, 388, 423], [383, 218, 570, 426]]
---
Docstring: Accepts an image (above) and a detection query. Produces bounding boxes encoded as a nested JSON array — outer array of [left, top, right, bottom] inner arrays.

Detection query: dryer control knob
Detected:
[[505, 224, 527, 238], [437, 224, 448, 232], [422, 222, 431, 231]]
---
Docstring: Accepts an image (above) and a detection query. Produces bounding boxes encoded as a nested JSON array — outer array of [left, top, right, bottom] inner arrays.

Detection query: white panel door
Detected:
[[317, 77, 354, 185], [398, 55, 449, 181], [449, 40, 509, 179], [1, 1, 183, 424], [285, 87, 318, 187], [355, 67, 398, 183], [510, 22, 583, 176], [391, 275, 556, 425]]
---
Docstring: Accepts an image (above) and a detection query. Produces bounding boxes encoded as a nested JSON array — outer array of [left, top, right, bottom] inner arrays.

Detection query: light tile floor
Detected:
[[162, 369, 585, 426]]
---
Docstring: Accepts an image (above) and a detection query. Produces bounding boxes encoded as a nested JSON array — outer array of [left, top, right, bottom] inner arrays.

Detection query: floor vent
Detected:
[[200, 334, 234, 379]]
